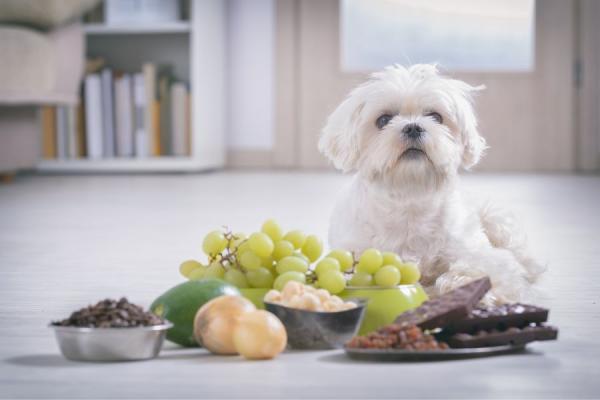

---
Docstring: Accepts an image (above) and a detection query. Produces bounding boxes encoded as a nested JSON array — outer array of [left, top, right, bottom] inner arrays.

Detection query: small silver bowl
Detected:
[[50, 322, 172, 362], [265, 299, 367, 350]]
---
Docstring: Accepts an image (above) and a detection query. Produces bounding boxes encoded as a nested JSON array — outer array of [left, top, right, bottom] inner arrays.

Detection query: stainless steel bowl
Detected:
[[265, 300, 367, 350], [50, 322, 172, 362]]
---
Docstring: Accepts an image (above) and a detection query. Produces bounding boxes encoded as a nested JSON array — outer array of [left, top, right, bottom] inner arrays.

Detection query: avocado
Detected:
[[151, 278, 240, 347]]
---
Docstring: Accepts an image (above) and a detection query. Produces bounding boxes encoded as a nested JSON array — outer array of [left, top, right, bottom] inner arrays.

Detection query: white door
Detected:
[[281, 0, 576, 171]]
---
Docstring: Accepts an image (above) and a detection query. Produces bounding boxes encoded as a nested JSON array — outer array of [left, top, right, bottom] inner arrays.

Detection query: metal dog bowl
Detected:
[[265, 300, 367, 350], [50, 322, 172, 362]]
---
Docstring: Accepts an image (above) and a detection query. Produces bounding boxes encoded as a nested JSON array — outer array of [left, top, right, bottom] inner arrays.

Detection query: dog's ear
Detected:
[[318, 92, 366, 172], [452, 80, 487, 169]]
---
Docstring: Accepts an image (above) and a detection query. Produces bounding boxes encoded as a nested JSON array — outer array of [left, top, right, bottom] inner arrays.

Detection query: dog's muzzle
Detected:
[[402, 123, 424, 139]]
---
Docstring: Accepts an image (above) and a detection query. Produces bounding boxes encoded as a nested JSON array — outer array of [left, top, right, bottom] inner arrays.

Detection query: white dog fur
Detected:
[[319, 64, 544, 304]]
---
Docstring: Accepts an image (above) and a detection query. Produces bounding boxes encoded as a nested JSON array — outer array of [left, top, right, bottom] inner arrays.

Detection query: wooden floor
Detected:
[[0, 172, 599, 399]]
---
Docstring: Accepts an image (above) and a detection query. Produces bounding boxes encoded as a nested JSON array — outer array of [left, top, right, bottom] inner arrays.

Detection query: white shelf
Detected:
[[37, 1, 227, 174], [37, 157, 217, 173], [84, 22, 190, 35]]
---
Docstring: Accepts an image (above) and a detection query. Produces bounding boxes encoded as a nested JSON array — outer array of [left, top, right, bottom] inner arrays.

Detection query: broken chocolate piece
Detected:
[[395, 277, 492, 330], [446, 324, 558, 348], [444, 303, 549, 334]]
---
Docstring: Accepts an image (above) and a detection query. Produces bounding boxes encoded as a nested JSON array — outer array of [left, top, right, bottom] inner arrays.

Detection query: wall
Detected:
[[227, 0, 275, 151]]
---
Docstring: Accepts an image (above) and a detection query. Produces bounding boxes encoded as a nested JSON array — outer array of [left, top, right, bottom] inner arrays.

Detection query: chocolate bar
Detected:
[[446, 325, 558, 348], [395, 277, 491, 330], [444, 303, 549, 334]]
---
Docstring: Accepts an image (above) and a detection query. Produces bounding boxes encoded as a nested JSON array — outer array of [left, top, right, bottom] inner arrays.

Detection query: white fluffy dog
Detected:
[[319, 64, 543, 304]]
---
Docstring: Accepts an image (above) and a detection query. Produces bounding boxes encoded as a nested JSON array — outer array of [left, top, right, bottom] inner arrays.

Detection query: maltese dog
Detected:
[[319, 64, 543, 304]]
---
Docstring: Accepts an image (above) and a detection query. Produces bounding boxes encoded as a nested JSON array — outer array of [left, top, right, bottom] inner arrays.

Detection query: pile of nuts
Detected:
[[264, 281, 357, 312], [346, 323, 449, 350], [52, 298, 164, 328]]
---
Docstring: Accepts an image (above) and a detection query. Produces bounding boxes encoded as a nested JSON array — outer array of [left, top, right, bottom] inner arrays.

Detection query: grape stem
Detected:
[[305, 270, 317, 284], [343, 251, 359, 277], [210, 228, 243, 271]]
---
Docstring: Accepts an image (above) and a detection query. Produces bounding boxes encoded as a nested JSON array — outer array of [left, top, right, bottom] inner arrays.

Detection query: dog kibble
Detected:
[[52, 298, 164, 328]]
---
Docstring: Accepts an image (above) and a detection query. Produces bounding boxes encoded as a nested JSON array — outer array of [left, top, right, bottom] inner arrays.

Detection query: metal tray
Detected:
[[344, 344, 526, 361]]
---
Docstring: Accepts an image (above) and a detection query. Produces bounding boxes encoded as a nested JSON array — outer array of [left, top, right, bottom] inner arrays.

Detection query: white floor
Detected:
[[0, 172, 599, 399]]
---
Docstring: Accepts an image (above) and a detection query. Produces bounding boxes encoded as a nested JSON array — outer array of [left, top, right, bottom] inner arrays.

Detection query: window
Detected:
[[341, 0, 535, 72]]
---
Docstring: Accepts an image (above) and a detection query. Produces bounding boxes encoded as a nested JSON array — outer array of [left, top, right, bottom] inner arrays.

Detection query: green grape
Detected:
[[228, 232, 247, 250], [202, 230, 227, 256], [248, 232, 274, 258], [374, 265, 401, 287], [399, 262, 421, 284], [348, 271, 373, 287], [382, 251, 403, 269], [326, 249, 354, 271], [188, 266, 207, 281], [262, 259, 277, 274], [272, 240, 294, 261], [246, 267, 275, 288], [301, 235, 323, 262], [318, 270, 346, 294], [357, 248, 383, 274], [261, 255, 274, 268], [276, 256, 309, 274], [283, 230, 306, 249], [224, 268, 249, 288], [355, 263, 372, 274], [292, 251, 310, 263], [315, 257, 341, 276], [179, 259, 203, 278], [240, 251, 262, 270], [261, 219, 283, 242], [274, 271, 306, 291], [236, 240, 251, 256], [204, 262, 225, 279]]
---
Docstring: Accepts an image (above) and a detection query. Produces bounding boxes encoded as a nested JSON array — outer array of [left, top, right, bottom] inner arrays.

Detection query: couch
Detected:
[[0, 0, 99, 174]]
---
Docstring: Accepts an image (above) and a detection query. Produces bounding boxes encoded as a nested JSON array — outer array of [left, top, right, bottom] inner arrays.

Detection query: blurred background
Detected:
[[0, 0, 598, 175]]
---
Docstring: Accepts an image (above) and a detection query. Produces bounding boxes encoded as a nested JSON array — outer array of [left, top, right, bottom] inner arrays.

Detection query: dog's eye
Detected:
[[425, 111, 443, 124], [376, 114, 393, 129]]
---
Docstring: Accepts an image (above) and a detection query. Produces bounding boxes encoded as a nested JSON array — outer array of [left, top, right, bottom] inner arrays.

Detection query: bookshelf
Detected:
[[36, 0, 226, 173]]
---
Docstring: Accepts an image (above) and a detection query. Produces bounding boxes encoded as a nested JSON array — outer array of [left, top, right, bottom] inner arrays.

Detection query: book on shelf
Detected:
[[39, 61, 191, 161], [133, 72, 148, 158], [158, 74, 172, 155], [143, 63, 174, 156], [186, 91, 191, 156], [84, 74, 104, 159], [142, 63, 159, 156], [41, 106, 56, 159], [55, 106, 68, 159], [46, 104, 84, 160], [76, 103, 86, 158], [171, 82, 189, 156], [66, 106, 78, 159], [114, 74, 134, 157], [100, 68, 116, 157]]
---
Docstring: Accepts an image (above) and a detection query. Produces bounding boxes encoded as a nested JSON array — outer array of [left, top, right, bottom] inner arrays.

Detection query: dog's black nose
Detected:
[[402, 123, 424, 139]]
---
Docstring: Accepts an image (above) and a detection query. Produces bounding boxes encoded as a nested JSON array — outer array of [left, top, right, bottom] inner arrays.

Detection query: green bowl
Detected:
[[339, 284, 428, 335], [240, 288, 270, 309]]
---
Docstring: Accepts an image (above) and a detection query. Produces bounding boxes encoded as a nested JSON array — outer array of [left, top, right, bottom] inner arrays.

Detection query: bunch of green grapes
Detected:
[[179, 220, 324, 291], [179, 220, 421, 295]]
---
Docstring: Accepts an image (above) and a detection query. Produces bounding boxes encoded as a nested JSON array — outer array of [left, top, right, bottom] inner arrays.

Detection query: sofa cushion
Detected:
[[0, 0, 99, 30], [0, 23, 84, 105]]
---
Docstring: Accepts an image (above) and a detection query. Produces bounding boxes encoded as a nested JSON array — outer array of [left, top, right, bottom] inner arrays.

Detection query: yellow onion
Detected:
[[233, 310, 287, 360], [194, 295, 256, 355]]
